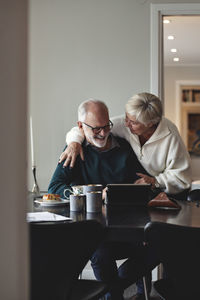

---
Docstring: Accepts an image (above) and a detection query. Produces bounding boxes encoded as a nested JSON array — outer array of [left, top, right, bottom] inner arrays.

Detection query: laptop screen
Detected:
[[105, 183, 151, 207]]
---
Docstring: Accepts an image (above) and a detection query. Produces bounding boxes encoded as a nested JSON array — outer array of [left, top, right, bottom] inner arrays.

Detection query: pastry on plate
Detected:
[[42, 194, 61, 202]]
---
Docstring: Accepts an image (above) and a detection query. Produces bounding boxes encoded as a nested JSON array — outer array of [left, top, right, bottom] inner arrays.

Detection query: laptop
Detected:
[[105, 183, 151, 208]]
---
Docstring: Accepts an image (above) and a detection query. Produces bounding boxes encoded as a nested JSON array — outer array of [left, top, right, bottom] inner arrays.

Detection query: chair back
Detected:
[[29, 220, 105, 300], [144, 221, 200, 298]]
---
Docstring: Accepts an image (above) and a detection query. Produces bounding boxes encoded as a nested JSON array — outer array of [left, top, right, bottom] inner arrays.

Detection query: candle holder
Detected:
[[32, 166, 40, 197]]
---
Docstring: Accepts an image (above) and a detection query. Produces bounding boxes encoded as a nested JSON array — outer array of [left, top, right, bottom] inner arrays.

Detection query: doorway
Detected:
[[151, 3, 200, 181], [150, 3, 200, 97], [163, 15, 200, 141]]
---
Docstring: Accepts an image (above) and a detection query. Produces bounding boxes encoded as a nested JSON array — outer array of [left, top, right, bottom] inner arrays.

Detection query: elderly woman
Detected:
[[59, 93, 191, 300], [60, 92, 191, 198]]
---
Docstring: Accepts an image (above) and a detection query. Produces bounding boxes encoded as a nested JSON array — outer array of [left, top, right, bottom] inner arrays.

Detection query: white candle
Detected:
[[30, 116, 35, 167]]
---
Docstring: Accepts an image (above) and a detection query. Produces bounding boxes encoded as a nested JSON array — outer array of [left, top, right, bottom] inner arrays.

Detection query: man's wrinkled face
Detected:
[[79, 104, 111, 149]]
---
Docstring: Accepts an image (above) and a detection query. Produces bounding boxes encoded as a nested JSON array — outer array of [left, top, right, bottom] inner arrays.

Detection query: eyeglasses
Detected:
[[82, 120, 113, 134], [124, 116, 139, 126]]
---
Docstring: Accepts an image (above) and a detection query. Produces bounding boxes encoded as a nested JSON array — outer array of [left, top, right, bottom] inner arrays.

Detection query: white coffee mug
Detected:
[[70, 194, 85, 212], [64, 185, 84, 198], [86, 191, 102, 213], [71, 185, 84, 195]]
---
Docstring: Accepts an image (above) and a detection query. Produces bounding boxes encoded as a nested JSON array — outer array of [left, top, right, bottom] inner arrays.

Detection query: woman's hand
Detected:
[[134, 173, 156, 187], [59, 142, 84, 168], [102, 187, 107, 200]]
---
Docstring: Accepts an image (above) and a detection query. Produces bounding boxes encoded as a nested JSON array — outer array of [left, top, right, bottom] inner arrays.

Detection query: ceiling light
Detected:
[[168, 35, 174, 40], [163, 19, 170, 24], [171, 49, 177, 53], [173, 57, 179, 62]]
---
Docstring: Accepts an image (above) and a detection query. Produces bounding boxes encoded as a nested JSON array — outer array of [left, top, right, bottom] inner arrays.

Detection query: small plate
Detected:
[[34, 199, 69, 206]]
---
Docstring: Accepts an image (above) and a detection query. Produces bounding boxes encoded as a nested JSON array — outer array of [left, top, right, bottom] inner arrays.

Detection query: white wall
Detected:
[[0, 1, 28, 299], [164, 65, 200, 180], [29, 0, 150, 190], [29, 0, 200, 190]]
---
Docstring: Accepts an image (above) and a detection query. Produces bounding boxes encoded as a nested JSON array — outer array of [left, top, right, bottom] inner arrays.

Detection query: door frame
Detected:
[[150, 3, 200, 99], [176, 80, 200, 133]]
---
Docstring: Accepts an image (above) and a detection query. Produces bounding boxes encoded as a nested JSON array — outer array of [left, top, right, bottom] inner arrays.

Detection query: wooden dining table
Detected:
[[28, 193, 200, 243]]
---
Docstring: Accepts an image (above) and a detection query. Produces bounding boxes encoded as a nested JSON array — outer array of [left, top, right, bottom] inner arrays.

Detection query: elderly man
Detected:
[[48, 99, 147, 198], [48, 99, 154, 300]]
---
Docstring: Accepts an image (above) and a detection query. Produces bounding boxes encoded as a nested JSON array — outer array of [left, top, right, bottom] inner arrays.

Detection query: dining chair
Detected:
[[29, 219, 109, 300], [144, 221, 200, 300]]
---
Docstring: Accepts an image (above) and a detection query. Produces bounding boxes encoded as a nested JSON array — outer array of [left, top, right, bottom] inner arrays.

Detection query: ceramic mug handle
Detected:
[[63, 188, 73, 199]]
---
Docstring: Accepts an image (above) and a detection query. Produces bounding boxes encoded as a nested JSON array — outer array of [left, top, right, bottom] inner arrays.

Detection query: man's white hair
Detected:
[[78, 98, 108, 122]]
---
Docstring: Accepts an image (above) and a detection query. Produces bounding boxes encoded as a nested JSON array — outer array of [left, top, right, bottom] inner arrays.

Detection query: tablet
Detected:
[[105, 183, 151, 207]]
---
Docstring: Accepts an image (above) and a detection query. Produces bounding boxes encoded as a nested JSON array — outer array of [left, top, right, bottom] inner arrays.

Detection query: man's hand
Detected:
[[59, 142, 84, 168], [134, 173, 156, 187]]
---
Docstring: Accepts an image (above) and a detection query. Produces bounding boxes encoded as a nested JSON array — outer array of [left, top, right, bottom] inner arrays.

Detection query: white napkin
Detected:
[[27, 212, 71, 222]]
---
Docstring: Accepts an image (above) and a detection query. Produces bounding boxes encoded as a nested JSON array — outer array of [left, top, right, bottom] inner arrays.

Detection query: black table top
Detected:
[[28, 194, 200, 242]]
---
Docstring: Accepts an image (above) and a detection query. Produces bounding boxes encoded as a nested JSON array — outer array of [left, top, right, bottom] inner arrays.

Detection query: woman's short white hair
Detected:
[[78, 98, 108, 122], [125, 92, 163, 125]]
